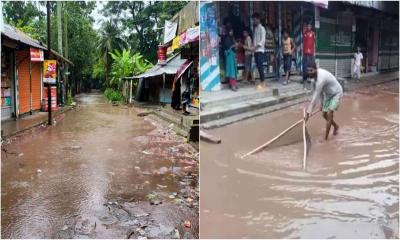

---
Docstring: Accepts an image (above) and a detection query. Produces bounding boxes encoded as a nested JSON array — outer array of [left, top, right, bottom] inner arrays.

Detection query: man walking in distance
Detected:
[[251, 12, 266, 90], [305, 62, 343, 140]]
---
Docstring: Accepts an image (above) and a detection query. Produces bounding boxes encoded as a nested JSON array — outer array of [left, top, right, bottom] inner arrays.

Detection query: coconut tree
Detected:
[[97, 19, 126, 87]]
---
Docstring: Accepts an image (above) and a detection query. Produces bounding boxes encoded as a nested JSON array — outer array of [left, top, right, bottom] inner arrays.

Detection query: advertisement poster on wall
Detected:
[[43, 60, 57, 84], [200, 2, 221, 91]]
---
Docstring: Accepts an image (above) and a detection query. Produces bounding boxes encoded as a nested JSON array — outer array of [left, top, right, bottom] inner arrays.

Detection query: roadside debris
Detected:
[[184, 220, 191, 228]]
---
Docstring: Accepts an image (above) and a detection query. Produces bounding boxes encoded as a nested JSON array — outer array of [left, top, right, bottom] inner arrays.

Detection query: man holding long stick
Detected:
[[305, 62, 343, 140]]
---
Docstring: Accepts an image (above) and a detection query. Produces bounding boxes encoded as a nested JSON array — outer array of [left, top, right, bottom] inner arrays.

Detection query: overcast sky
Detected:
[[91, 1, 106, 30]]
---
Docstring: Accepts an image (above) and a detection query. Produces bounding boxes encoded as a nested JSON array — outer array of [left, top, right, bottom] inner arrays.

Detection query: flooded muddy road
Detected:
[[2, 92, 199, 239], [200, 81, 399, 238]]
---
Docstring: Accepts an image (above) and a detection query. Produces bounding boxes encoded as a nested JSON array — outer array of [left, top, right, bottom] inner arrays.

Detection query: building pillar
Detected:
[[278, 2, 282, 78]]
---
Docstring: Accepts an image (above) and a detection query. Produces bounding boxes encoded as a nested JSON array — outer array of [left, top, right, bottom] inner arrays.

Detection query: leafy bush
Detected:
[[66, 89, 73, 106], [104, 88, 123, 102]]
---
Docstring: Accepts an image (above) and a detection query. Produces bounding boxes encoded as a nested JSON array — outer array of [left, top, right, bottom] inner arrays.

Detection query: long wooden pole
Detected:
[[240, 109, 320, 159], [302, 108, 307, 169]]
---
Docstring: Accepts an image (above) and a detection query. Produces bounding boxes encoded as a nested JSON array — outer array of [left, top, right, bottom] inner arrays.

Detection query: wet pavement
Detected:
[[200, 81, 399, 238], [1, 91, 199, 238]]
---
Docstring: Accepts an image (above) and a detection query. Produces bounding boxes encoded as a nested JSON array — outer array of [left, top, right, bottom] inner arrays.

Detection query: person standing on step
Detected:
[[223, 28, 239, 91], [282, 29, 296, 85], [242, 28, 254, 83], [251, 12, 266, 90], [302, 22, 315, 85]]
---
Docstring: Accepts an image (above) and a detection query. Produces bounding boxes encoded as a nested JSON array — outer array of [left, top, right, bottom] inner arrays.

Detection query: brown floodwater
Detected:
[[200, 81, 399, 238], [1, 92, 199, 238]]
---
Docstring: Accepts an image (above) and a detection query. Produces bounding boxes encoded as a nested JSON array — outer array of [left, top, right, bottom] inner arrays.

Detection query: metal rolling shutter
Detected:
[[16, 50, 30, 114], [335, 24, 352, 78], [31, 62, 41, 110], [316, 18, 337, 75]]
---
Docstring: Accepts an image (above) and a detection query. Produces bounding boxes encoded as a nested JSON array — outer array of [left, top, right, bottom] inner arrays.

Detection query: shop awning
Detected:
[[2, 23, 46, 50], [2, 23, 73, 65], [50, 50, 74, 66], [124, 53, 187, 80]]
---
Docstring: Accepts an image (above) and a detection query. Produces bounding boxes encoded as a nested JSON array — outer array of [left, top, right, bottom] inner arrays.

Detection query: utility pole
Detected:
[[57, 1, 62, 56], [47, 1, 52, 125], [64, 10, 69, 98], [57, 1, 64, 105]]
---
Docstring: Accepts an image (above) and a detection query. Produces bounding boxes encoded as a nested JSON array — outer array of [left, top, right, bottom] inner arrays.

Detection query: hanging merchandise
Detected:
[[172, 35, 181, 50], [186, 26, 200, 43], [164, 20, 178, 44], [180, 31, 188, 47]]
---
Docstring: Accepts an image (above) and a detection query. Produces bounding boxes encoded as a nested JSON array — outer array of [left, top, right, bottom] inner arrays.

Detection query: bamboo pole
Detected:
[[240, 109, 320, 159], [302, 108, 307, 169]]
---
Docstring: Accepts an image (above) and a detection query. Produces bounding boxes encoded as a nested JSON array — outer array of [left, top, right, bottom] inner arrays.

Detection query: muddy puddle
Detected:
[[1, 92, 199, 238], [200, 81, 399, 238]]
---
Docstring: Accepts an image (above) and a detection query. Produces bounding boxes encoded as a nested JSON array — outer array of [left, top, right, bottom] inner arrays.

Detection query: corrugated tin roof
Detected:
[[2, 23, 73, 65], [124, 53, 187, 79], [2, 23, 46, 50]]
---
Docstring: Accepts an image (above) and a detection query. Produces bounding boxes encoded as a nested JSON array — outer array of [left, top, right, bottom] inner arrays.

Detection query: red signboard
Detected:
[[42, 86, 58, 111], [30, 48, 44, 62], [157, 45, 168, 65]]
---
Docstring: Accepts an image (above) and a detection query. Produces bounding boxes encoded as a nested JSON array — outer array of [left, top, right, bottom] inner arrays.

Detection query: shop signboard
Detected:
[[30, 48, 44, 62], [43, 60, 57, 84]]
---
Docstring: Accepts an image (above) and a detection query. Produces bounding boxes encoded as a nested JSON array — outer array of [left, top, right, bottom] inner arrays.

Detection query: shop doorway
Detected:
[[1, 48, 16, 121]]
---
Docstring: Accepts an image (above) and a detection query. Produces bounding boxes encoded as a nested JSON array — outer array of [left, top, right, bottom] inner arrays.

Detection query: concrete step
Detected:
[[200, 89, 310, 124], [201, 90, 273, 110], [152, 108, 199, 141], [201, 83, 305, 110], [202, 95, 310, 129]]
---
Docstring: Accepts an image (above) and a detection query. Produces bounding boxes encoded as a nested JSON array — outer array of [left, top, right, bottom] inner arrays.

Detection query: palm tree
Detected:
[[97, 19, 126, 87]]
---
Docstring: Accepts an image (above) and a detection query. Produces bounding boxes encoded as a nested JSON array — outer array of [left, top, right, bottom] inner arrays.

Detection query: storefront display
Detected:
[[1, 49, 14, 120]]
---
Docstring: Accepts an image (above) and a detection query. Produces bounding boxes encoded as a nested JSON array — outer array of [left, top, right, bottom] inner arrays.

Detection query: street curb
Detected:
[[202, 95, 310, 129], [146, 114, 199, 150], [2, 106, 73, 140], [201, 90, 310, 124], [201, 75, 398, 129], [345, 76, 399, 91]]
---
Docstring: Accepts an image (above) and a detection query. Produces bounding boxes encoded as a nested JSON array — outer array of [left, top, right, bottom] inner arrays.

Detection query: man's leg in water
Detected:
[[322, 111, 339, 139]]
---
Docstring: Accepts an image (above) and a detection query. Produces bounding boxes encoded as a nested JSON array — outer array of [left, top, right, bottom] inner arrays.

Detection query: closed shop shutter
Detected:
[[389, 29, 399, 70], [335, 23, 352, 77], [378, 29, 391, 71], [31, 62, 41, 110], [317, 14, 352, 77], [378, 19, 397, 71], [16, 49, 30, 114], [316, 18, 337, 75]]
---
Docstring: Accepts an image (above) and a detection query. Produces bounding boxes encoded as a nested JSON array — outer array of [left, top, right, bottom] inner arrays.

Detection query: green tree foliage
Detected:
[[97, 19, 126, 87], [61, 2, 97, 84], [109, 49, 153, 89], [102, 1, 187, 63], [2, 1, 44, 26]]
